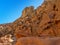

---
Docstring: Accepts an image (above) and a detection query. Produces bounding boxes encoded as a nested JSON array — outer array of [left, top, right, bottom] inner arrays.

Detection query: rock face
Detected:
[[0, 23, 14, 37], [0, 34, 14, 45], [15, 37, 60, 45], [0, 0, 60, 45], [14, 0, 60, 38]]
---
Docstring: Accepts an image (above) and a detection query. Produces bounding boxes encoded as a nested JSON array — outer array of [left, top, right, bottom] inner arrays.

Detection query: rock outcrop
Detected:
[[14, 0, 60, 38], [0, 0, 60, 45], [0, 34, 14, 45]]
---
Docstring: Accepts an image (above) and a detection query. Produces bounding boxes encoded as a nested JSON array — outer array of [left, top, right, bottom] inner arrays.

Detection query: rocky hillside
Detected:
[[14, 0, 60, 38], [0, 0, 60, 45]]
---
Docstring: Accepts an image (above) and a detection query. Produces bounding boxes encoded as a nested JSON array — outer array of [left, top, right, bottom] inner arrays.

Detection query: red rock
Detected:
[[15, 37, 60, 45], [0, 0, 60, 45]]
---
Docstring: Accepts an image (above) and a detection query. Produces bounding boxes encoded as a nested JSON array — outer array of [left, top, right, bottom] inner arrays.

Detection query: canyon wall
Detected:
[[0, 0, 60, 45]]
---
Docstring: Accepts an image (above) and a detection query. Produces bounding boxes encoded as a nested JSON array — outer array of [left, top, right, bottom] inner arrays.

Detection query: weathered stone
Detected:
[[0, 0, 60, 45], [15, 37, 60, 45]]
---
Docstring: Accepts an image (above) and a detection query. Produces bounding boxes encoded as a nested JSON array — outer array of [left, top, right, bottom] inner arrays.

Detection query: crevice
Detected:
[[53, 4, 56, 11]]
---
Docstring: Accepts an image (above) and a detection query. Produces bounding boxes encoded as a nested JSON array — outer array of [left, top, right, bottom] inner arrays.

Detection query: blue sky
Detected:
[[0, 0, 44, 24]]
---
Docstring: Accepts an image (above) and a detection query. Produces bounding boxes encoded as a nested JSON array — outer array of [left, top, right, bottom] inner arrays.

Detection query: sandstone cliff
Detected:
[[0, 0, 60, 45], [14, 0, 60, 38]]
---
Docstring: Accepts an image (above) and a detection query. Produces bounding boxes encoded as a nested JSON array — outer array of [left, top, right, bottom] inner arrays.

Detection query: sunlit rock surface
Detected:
[[14, 0, 60, 38], [0, 34, 14, 45], [0, 0, 60, 45]]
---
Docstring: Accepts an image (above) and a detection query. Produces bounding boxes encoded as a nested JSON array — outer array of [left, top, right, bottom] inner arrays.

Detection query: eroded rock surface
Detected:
[[14, 0, 60, 38], [0, 34, 14, 45], [0, 0, 60, 45], [15, 37, 60, 45]]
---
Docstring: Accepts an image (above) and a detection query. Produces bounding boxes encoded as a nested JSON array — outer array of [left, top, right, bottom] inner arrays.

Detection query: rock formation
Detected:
[[0, 34, 14, 45], [14, 0, 60, 38], [15, 37, 60, 45], [0, 0, 60, 45]]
